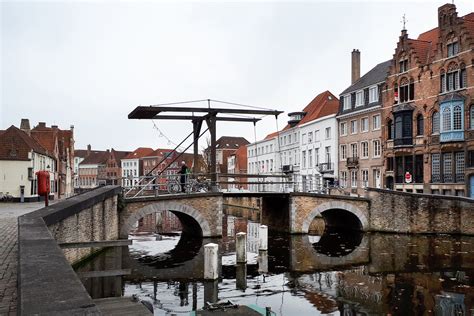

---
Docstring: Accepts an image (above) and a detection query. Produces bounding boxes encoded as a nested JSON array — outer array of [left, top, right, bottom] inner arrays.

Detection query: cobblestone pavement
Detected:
[[0, 202, 52, 316]]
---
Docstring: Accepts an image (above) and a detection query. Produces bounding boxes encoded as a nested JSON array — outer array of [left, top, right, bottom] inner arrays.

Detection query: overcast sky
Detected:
[[1, 0, 472, 151]]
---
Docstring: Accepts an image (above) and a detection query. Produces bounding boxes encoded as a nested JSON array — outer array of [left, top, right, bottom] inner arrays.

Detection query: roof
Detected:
[[30, 127, 57, 155], [123, 147, 154, 160], [111, 149, 131, 162], [143, 148, 174, 159], [340, 60, 391, 95], [74, 150, 89, 158], [282, 91, 339, 130], [215, 136, 250, 149], [264, 131, 279, 140], [0, 125, 50, 160], [79, 151, 109, 165]]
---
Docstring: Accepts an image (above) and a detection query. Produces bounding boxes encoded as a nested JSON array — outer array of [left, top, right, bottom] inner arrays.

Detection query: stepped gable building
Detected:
[[98, 149, 131, 185], [381, 3, 474, 197], [338, 50, 390, 195]]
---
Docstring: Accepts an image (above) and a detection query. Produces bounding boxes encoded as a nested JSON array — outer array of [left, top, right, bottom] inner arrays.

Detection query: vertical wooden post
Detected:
[[206, 113, 217, 191], [192, 119, 202, 174]]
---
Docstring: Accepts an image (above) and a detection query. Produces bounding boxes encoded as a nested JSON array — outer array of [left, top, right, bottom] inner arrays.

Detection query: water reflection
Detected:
[[76, 215, 474, 315]]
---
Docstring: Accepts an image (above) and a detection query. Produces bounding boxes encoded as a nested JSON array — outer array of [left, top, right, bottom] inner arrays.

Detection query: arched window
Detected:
[[416, 114, 424, 136], [460, 64, 467, 88], [453, 104, 462, 130], [387, 119, 393, 139], [470, 106, 474, 130], [442, 107, 452, 131], [432, 111, 440, 134]]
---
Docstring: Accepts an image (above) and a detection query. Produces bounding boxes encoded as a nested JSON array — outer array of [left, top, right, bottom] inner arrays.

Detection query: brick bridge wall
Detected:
[[366, 188, 474, 234], [122, 193, 223, 238]]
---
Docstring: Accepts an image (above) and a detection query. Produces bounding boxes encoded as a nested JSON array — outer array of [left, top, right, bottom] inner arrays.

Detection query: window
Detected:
[[373, 115, 381, 130], [442, 63, 466, 93], [399, 58, 408, 73], [470, 106, 474, 130], [340, 122, 347, 136], [416, 114, 424, 136], [361, 117, 368, 132], [455, 152, 465, 179], [302, 133, 307, 145], [460, 64, 467, 88], [362, 170, 369, 187], [394, 111, 413, 145], [340, 145, 347, 160], [340, 171, 347, 188], [308, 132, 313, 143], [432, 111, 440, 134], [355, 91, 364, 107], [361, 141, 369, 158], [443, 153, 453, 182], [350, 143, 358, 158], [288, 134, 292, 143], [373, 140, 381, 157], [447, 41, 459, 57], [315, 148, 319, 165], [398, 77, 414, 103], [315, 130, 320, 141], [369, 86, 378, 103], [440, 100, 464, 142], [302, 151, 306, 168], [325, 127, 331, 139], [325, 147, 331, 164], [351, 170, 358, 188], [308, 149, 313, 168], [343, 95, 351, 110], [350, 120, 358, 134]]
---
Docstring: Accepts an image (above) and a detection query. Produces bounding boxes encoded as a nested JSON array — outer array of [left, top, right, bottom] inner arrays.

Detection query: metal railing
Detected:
[[120, 172, 347, 198]]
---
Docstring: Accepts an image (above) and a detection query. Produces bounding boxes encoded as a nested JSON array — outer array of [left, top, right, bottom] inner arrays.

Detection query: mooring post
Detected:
[[236, 232, 247, 263], [258, 250, 268, 274], [204, 243, 219, 280], [259, 225, 268, 251], [236, 263, 247, 291]]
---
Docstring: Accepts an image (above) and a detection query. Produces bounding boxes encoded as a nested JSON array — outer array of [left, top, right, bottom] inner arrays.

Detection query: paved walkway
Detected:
[[0, 202, 50, 316]]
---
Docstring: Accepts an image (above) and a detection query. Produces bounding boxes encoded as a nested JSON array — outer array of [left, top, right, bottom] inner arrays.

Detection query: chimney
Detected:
[[20, 119, 30, 135], [87, 144, 91, 155], [51, 125, 58, 129], [38, 122, 46, 128], [351, 49, 361, 84]]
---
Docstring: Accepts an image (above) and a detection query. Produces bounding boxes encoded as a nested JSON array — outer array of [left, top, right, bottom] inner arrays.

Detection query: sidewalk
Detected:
[[0, 202, 50, 315]]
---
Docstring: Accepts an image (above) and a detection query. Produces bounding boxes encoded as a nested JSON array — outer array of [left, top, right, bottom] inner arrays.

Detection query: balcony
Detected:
[[317, 163, 334, 173], [394, 137, 413, 146], [346, 157, 359, 168], [440, 131, 464, 142]]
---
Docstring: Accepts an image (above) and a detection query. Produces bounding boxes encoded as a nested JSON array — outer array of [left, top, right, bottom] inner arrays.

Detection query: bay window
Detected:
[[440, 100, 464, 142]]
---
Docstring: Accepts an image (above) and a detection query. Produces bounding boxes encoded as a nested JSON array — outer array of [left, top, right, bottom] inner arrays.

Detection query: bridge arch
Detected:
[[121, 201, 212, 238], [302, 201, 368, 233]]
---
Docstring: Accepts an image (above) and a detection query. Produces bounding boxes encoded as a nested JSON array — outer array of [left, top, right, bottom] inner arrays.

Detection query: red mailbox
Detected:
[[36, 171, 50, 196]]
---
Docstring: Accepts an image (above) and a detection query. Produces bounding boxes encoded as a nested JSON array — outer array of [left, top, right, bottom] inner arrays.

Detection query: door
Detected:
[[374, 169, 381, 188], [470, 175, 474, 198]]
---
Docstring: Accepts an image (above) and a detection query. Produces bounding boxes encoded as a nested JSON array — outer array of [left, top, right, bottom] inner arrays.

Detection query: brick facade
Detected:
[[381, 4, 474, 196]]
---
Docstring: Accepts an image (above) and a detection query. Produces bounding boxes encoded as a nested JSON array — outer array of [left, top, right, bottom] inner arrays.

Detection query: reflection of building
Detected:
[[135, 210, 182, 234], [382, 3, 474, 196]]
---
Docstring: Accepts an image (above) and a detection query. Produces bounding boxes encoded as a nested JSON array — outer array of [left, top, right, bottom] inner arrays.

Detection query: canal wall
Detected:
[[17, 185, 122, 315], [366, 188, 474, 235]]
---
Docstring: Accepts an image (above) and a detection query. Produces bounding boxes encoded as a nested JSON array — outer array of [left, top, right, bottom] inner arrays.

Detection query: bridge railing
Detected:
[[121, 172, 349, 198]]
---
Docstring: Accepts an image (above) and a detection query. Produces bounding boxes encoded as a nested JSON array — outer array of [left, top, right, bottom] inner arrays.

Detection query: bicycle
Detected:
[[0, 192, 13, 202]]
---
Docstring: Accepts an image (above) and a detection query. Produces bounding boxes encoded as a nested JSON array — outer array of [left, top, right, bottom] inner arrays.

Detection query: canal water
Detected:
[[75, 214, 474, 315]]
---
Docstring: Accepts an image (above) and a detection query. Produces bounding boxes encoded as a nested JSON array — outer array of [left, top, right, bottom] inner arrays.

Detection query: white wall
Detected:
[[247, 137, 283, 192], [121, 158, 139, 187]]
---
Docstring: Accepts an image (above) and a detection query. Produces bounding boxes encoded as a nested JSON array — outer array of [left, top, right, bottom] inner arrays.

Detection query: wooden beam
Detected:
[[58, 239, 132, 248], [150, 115, 261, 123], [128, 106, 282, 119], [77, 269, 131, 278]]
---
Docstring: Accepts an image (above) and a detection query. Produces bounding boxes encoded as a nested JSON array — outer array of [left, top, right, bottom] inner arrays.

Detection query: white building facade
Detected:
[[299, 113, 339, 192]]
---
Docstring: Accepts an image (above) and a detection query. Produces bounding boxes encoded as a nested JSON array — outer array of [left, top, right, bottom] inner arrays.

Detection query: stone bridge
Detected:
[[123, 188, 474, 237], [122, 192, 371, 237]]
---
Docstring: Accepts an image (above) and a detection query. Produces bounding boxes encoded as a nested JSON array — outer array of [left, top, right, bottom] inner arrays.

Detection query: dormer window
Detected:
[[355, 91, 364, 107], [369, 85, 378, 103], [399, 58, 408, 73], [343, 95, 351, 110], [447, 41, 459, 57]]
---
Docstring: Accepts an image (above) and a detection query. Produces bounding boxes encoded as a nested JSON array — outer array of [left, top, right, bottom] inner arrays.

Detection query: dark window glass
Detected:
[[417, 114, 424, 135]]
